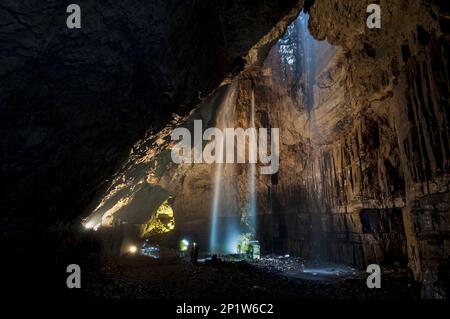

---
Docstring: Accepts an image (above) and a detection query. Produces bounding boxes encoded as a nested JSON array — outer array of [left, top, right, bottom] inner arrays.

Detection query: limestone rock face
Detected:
[[249, 0, 450, 297], [254, 0, 450, 298], [85, 0, 450, 298], [306, 0, 450, 298]]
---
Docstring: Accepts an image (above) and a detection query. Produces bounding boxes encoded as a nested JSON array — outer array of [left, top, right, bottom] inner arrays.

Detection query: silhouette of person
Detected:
[[194, 244, 199, 263], [190, 244, 195, 263]]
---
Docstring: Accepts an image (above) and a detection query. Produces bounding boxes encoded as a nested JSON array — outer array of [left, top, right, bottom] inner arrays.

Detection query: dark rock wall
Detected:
[[396, 30, 450, 299], [0, 0, 303, 295], [0, 0, 301, 238]]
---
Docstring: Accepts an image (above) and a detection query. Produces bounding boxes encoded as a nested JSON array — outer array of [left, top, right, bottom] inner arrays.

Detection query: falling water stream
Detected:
[[247, 87, 257, 235], [209, 12, 329, 256], [209, 80, 239, 253], [298, 12, 315, 110], [209, 80, 259, 254]]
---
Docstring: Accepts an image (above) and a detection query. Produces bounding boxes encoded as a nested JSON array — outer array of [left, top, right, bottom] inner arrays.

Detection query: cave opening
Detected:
[[277, 12, 319, 111]]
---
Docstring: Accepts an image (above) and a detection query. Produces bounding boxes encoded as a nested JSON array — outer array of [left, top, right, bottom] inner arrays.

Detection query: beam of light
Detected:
[[209, 146, 224, 253], [224, 232, 242, 254], [223, 217, 243, 254]]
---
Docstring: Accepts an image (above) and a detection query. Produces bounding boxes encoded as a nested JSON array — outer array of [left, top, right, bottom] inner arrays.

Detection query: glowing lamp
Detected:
[[129, 245, 138, 254], [179, 239, 189, 252]]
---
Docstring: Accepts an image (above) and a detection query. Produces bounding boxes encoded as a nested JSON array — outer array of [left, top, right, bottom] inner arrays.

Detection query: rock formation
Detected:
[[2, 0, 449, 298], [84, 1, 450, 298]]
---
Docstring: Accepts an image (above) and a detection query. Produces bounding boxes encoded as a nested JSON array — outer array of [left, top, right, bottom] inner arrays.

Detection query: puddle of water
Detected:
[[286, 265, 358, 282]]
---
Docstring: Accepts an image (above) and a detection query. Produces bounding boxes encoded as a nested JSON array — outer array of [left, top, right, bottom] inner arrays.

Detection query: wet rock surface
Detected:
[[85, 255, 420, 299]]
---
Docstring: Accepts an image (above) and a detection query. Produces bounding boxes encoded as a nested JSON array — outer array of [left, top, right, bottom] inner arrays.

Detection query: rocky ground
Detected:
[[84, 255, 420, 299]]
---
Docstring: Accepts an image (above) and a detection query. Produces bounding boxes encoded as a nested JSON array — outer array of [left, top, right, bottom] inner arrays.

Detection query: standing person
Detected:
[[190, 244, 195, 263], [194, 243, 199, 264]]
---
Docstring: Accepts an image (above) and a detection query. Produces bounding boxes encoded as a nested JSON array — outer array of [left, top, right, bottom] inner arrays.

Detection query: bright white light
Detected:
[[225, 231, 243, 254], [83, 220, 101, 231], [182, 239, 189, 246], [129, 245, 138, 254]]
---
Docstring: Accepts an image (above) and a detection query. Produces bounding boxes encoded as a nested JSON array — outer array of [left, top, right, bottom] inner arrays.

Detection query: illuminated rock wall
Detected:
[[7, 0, 449, 299], [245, 0, 450, 298]]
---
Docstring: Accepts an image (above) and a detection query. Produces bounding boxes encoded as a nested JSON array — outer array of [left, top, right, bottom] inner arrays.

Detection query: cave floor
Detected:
[[85, 255, 420, 299]]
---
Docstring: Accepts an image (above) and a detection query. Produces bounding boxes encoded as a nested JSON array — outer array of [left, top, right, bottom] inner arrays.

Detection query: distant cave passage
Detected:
[[141, 199, 175, 237]]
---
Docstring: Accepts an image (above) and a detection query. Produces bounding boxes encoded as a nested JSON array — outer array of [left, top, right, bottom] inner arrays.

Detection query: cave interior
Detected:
[[2, 0, 450, 299]]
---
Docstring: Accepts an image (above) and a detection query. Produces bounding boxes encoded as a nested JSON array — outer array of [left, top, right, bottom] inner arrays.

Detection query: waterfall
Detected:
[[298, 12, 327, 260], [209, 80, 259, 253], [298, 12, 315, 110], [247, 87, 257, 235], [209, 80, 239, 253]]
